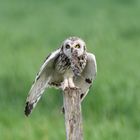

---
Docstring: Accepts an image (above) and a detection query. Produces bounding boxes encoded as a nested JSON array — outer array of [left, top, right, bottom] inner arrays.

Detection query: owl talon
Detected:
[[69, 86, 79, 90], [64, 87, 70, 91], [64, 86, 79, 91]]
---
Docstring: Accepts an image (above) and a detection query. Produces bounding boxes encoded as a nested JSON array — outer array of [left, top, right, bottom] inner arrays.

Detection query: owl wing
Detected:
[[74, 52, 97, 101], [25, 48, 61, 116]]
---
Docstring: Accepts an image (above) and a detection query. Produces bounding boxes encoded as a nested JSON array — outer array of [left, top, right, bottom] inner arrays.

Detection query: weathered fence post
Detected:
[[63, 88, 83, 140]]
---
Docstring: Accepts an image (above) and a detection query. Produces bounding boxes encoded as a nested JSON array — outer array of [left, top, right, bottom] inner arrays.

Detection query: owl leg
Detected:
[[61, 78, 69, 90], [61, 77, 78, 90], [68, 77, 79, 90], [68, 77, 75, 88]]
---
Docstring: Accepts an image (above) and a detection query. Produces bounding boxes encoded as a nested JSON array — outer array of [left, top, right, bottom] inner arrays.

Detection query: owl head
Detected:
[[61, 37, 86, 58]]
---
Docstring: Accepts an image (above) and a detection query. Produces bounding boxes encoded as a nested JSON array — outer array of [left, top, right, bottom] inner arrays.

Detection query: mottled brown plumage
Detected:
[[71, 51, 87, 76], [24, 37, 97, 116]]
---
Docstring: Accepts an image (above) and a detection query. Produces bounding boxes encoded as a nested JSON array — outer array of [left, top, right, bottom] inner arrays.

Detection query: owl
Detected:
[[24, 37, 97, 116]]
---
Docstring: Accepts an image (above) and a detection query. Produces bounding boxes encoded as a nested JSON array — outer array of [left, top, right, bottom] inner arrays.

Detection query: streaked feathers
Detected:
[[24, 37, 97, 116], [25, 49, 61, 116]]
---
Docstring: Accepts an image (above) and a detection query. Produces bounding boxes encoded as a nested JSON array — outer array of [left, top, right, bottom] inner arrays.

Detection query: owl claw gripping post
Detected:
[[24, 37, 97, 116]]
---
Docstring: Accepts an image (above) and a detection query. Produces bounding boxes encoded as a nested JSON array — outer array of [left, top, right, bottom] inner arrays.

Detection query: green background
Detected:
[[0, 0, 140, 139]]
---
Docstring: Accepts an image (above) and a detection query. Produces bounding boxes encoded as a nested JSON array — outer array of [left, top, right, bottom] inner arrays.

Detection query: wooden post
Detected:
[[63, 88, 83, 140]]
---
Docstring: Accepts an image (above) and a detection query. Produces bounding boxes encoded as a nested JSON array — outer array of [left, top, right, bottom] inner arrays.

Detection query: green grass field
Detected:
[[0, 0, 140, 139]]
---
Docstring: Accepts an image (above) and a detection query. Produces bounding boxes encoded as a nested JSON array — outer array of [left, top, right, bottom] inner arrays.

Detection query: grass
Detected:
[[0, 0, 140, 139]]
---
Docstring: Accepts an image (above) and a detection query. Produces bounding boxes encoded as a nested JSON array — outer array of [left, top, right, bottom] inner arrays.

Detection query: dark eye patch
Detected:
[[75, 44, 81, 48], [65, 44, 70, 49]]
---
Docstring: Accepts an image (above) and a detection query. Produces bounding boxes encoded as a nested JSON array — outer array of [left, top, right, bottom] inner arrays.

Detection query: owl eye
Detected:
[[75, 44, 81, 48], [65, 44, 70, 49]]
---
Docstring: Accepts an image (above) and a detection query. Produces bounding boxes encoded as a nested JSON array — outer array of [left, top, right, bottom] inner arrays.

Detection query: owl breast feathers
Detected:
[[24, 37, 97, 116]]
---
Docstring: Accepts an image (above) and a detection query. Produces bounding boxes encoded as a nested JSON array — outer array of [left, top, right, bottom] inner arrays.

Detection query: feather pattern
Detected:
[[55, 52, 71, 73], [71, 52, 87, 76], [74, 52, 97, 101], [24, 37, 97, 116], [25, 49, 61, 116]]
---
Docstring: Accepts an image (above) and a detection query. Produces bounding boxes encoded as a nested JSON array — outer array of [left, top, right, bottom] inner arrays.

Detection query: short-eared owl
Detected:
[[25, 37, 97, 116]]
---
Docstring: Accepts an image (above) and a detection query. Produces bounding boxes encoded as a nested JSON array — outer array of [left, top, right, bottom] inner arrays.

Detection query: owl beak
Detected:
[[71, 48, 73, 53]]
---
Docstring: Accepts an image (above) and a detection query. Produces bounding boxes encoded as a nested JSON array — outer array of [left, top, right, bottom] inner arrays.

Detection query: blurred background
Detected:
[[0, 0, 140, 139]]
